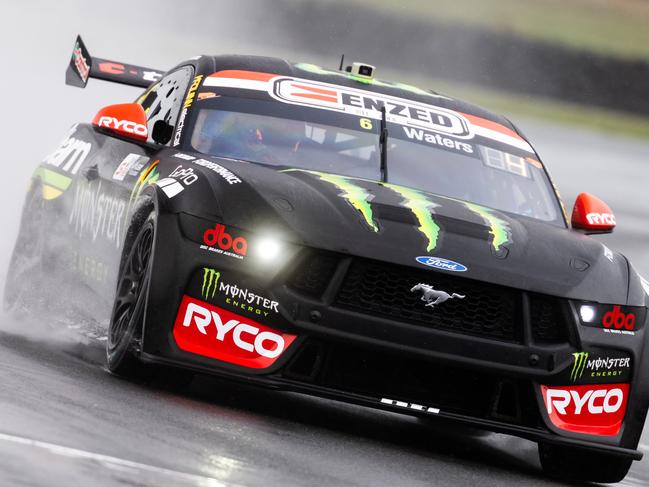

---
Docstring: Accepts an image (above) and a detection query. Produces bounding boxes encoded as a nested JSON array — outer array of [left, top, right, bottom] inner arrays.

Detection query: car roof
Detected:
[[179, 54, 522, 135]]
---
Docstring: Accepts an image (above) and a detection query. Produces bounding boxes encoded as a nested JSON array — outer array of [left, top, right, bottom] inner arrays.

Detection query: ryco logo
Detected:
[[603, 305, 636, 330], [203, 224, 248, 257], [541, 383, 629, 436], [586, 212, 616, 226], [173, 296, 296, 368], [97, 116, 148, 138]]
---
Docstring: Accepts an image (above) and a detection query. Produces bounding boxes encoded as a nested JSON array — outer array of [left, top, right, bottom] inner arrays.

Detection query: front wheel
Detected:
[[538, 442, 632, 484], [106, 208, 155, 377]]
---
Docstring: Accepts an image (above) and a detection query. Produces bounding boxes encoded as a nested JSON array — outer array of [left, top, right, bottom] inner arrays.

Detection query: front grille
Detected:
[[530, 295, 569, 344], [287, 251, 339, 297], [335, 258, 522, 343], [286, 252, 572, 346]]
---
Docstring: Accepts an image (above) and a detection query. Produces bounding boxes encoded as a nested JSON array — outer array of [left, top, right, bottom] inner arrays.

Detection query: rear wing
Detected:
[[65, 35, 164, 89]]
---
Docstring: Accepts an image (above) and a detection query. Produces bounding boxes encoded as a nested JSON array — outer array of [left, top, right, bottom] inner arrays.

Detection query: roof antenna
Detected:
[[338, 54, 345, 71]]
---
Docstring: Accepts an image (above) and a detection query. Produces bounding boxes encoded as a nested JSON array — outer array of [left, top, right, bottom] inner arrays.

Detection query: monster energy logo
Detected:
[[202, 267, 220, 299], [283, 170, 517, 254], [571, 352, 589, 382], [283, 169, 378, 232], [463, 202, 511, 252], [383, 183, 441, 252]]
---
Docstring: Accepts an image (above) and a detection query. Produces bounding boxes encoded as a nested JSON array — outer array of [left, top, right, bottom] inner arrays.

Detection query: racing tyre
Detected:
[[106, 206, 156, 378], [538, 442, 632, 484]]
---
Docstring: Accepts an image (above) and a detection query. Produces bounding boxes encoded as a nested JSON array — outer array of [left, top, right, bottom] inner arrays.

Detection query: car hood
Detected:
[[193, 157, 629, 304]]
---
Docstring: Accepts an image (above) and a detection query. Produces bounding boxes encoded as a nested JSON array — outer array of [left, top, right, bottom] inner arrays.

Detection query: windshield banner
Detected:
[[203, 70, 535, 154]]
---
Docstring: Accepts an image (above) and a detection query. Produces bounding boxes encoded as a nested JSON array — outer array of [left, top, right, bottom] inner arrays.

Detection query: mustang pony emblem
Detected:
[[411, 283, 465, 308]]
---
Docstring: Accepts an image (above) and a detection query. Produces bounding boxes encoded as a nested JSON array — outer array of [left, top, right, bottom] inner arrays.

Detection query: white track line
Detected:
[[0, 431, 237, 486]]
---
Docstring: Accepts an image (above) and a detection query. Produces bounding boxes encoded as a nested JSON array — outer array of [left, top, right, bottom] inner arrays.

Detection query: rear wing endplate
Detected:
[[65, 35, 164, 89]]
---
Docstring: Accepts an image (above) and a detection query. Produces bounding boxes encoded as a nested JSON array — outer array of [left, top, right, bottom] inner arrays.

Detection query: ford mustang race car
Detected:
[[5, 35, 649, 483]]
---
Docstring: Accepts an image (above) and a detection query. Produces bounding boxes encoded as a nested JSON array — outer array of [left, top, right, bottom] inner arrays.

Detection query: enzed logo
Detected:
[[271, 77, 472, 138], [571, 352, 589, 382], [202, 268, 220, 299]]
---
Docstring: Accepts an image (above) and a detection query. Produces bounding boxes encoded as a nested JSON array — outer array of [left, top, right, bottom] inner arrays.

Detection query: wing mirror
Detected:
[[571, 192, 616, 234], [92, 103, 148, 142]]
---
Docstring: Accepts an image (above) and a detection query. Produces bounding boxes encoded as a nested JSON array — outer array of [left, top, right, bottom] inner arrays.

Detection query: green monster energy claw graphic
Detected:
[[463, 202, 511, 252], [383, 183, 441, 252], [571, 352, 589, 382], [284, 169, 378, 232], [201, 268, 220, 299]]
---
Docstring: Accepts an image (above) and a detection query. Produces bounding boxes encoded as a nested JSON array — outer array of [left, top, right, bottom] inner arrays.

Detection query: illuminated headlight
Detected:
[[253, 236, 282, 261], [579, 304, 597, 323]]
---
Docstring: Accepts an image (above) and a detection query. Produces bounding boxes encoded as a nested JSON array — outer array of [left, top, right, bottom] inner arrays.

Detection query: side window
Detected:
[[135, 66, 193, 145]]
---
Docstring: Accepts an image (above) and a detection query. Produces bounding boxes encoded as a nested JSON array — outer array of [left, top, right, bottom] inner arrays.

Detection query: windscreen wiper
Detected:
[[380, 106, 388, 182]]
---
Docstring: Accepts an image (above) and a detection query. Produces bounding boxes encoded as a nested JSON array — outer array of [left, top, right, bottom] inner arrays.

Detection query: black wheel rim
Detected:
[[109, 222, 154, 349]]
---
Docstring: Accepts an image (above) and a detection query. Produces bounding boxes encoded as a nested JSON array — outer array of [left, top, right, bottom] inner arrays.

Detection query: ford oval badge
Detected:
[[416, 256, 468, 272]]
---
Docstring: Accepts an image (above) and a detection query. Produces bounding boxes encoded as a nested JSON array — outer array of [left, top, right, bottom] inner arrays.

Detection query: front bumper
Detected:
[[140, 346, 642, 460], [142, 212, 647, 461]]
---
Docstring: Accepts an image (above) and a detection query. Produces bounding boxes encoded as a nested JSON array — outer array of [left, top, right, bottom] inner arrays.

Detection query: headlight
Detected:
[[579, 304, 597, 323], [252, 236, 282, 262]]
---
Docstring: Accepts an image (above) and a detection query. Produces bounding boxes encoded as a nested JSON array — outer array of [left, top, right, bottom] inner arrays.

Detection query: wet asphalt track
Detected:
[[2, 1, 649, 485]]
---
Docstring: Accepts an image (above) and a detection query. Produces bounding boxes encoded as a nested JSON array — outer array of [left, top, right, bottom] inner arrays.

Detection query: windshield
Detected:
[[189, 96, 563, 225]]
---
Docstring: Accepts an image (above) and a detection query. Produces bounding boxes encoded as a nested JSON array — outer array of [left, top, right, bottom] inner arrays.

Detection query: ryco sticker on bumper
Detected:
[[173, 295, 296, 369], [541, 383, 629, 436]]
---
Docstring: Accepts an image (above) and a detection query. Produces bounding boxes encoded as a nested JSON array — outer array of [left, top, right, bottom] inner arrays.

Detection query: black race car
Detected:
[[5, 35, 648, 483]]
